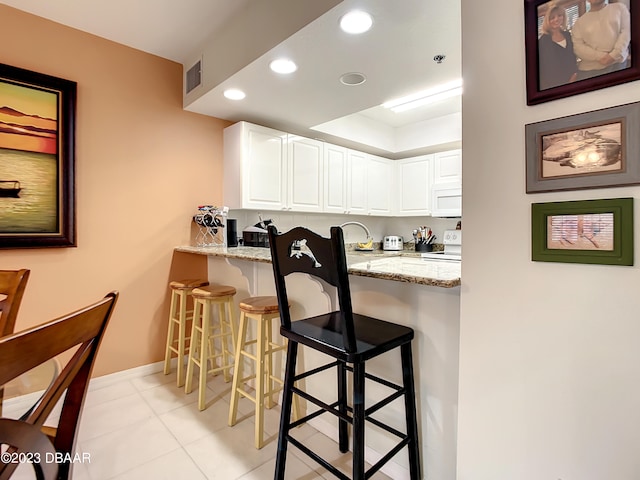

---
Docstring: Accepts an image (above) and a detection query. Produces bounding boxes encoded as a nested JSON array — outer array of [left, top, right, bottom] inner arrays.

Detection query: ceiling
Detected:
[[0, 0, 461, 158]]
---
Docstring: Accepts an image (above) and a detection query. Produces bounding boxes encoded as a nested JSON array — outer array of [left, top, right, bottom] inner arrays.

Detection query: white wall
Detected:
[[458, 1, 640, 479]]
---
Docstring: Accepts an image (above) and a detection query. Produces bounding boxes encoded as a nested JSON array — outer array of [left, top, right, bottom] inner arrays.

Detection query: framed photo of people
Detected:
[[525, 0, 640, 105]]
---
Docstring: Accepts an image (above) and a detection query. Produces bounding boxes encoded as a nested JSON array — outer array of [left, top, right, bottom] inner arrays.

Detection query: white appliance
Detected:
[[383, 235, 403, 251], [421, 229, 461, 261]]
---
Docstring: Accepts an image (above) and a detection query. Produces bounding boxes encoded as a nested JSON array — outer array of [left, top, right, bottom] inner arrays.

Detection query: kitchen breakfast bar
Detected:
[[174, 245, 460, 479]]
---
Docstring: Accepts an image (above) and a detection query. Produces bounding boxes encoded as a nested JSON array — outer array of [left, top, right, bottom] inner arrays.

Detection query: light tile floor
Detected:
[[7, 368, 392, 480]]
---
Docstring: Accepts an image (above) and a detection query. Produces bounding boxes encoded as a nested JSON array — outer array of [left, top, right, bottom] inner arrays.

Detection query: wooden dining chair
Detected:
[[0, 291, 118, 480], [0, 269, 30, 337]]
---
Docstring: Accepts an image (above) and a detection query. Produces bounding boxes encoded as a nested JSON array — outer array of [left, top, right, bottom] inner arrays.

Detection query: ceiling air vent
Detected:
[[185, 60, 201, 94]]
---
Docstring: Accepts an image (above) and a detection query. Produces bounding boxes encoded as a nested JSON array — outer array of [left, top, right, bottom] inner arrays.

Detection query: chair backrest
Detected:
[[0, 291, 118, 480], [268, 226, 357, 350], [0, 418, 58, 480], [0, 269, 30, 337]]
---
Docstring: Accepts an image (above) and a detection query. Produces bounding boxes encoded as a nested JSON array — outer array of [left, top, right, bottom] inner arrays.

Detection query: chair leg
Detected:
[[197, 300, 212, 411], [176, 290, 188, 387], [401, 343, 421, 480], [275, 340, 298, 480], [228, 311, 248, 426], [222, 299, 236, 382], [265, 316, 275, 409], [338, 360, 348, 453], [255, 313, 267, 449], [184, 300, 202, 395], [163, 290, 178, 375], [352, 361, 366, 480], [218, 302, 232, 382]]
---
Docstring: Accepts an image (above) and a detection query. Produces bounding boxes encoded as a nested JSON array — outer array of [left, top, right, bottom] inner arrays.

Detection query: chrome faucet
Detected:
[[339, 221, 371, 239], [339, 221, 373, 249]]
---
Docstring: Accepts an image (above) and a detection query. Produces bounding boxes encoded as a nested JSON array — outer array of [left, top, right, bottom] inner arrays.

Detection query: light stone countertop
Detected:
[[175, 245, 460, 288]]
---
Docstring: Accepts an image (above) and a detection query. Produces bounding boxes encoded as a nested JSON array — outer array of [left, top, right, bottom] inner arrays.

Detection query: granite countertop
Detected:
[[175, 245, 460, 288]]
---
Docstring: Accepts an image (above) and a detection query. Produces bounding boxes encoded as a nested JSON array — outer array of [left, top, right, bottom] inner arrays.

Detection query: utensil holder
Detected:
[[415, 243, 433, 252]]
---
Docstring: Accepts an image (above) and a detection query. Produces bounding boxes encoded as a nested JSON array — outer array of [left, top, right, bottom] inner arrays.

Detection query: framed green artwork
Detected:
[[531, 197, 633, 265]]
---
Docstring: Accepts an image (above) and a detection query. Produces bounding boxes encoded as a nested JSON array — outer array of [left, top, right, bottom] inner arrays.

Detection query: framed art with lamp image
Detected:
[[525, 101, 640, 193], [524, 0, 640, 105]]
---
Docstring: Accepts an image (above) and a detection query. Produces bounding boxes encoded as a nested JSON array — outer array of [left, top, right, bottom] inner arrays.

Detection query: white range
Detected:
[[421, 229, 462, 261]]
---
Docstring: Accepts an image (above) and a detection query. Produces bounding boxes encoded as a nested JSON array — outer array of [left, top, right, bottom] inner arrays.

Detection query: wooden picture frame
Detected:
[[525, 0, 639, 105], [531, 197, 633, 265], [525, 101, 640, 193], [0, 63, 76, 248]]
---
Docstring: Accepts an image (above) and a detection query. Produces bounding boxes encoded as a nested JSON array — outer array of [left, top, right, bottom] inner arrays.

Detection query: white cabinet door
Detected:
[[367, 155, 394, 215], [324, 143, 348, 214], [287, 136, 323, 212], [395, 155, 432, 216], [433, 149, 462, 185], [346, 150, 367, 215], [431, 184, 462, 217], [223, 122, 286, 210], [431, 149, 461, 217]]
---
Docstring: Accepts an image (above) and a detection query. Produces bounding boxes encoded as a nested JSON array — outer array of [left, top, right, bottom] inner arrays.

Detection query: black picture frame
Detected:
[[526, 101, 640, 193], [531, 197, 633, 265], [525, 0, 640, 105], [0, 63, 76, 248]]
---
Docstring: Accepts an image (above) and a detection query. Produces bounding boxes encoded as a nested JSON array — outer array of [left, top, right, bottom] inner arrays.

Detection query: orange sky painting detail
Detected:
[[0, 81, 58, 155]]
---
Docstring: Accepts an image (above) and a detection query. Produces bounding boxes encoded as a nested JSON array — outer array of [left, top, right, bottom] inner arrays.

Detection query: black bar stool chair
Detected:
[[268, 225, 421, 480]]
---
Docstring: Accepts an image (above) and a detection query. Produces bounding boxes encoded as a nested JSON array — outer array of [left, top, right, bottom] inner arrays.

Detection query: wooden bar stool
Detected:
[[228, 296, 295, 449], [163, 279, 209, 387], [185, 284, 237, 411]]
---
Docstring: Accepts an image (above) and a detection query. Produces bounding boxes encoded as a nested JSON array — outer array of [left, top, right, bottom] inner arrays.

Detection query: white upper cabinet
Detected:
[[224, 122, 461, 218], [287, 135, 323, 212], [366, 155, 394, 215], [346, 150, 367, 215], [395, 155, 432, 216], [224, 122, 287, 210], [324, 143, 348, 214], [432, 149, 462, 185], [224, 122, 323, 212], [431, 149, 462, 217]]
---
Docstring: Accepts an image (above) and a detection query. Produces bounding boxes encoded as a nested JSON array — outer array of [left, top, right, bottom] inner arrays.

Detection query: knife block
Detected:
[[415, 243, 433, 252]]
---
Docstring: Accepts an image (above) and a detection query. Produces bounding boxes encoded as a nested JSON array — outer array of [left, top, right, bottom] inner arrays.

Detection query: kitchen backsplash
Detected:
[[228, 209, 460, 247]]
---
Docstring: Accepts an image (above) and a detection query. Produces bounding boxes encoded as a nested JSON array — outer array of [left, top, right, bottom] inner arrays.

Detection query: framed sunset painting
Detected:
[[0, 63, 76, 248]]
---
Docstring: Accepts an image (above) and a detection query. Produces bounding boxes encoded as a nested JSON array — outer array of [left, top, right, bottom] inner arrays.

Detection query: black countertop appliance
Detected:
[[242, 217, 275, 247]]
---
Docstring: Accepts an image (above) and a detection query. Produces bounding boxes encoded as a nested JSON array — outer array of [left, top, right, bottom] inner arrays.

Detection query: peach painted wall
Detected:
[[0, 5, 229, 376]]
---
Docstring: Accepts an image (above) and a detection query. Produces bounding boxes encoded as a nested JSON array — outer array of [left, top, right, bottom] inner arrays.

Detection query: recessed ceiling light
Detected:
[[270, 58, 298, 74], [339, 10, 373, 34], [340, 72, 366, 86], [223, 89, 246, 100]]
